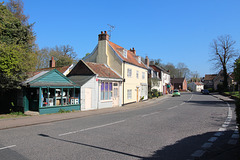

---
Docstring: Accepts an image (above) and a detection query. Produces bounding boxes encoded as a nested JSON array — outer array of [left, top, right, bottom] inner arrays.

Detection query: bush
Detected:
[[207, 88, 213, 93], [58, 109, 71, 113], [148, 92, 152, 99], [152, 89, 159, 98]]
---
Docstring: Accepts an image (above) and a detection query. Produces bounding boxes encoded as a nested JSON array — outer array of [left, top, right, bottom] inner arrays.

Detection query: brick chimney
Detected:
[[145, 56, 149, 67], [130, 47, 136, 55], [49, 56, 55, 68], [98, 31, 109, 41]]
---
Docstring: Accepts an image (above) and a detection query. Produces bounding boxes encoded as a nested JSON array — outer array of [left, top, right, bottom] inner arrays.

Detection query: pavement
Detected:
[[0, 92, 239, 160]]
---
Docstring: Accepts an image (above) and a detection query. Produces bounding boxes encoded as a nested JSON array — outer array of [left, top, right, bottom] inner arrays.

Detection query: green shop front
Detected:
[[21, 69, 80, 114]]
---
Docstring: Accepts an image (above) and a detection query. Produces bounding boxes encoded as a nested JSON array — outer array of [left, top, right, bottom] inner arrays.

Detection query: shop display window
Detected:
[[40, 87, 80, 107]]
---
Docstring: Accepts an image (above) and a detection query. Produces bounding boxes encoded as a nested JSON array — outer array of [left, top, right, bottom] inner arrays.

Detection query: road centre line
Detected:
[[59, 120, 125, 136], [141, 111, 160, 117], [0, 145, 16, 151], [168, 105, 178, 110]]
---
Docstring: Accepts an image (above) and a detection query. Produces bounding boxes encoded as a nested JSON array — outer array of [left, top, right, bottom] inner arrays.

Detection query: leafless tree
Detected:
[[210, 35, 239, 90]]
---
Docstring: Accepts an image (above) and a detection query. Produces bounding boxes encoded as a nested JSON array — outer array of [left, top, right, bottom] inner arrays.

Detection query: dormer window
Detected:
[[138, 56, 141, 63], [123, 49, 127, 58]]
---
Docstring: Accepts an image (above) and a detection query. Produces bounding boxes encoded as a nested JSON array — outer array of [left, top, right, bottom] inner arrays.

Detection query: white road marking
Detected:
[[208, 137, 218, 142], [201, 142, 212, 149], [218, 127, 226, 132], [180, 102, 185, 106], [141, 111, 160, 117], [168, 105, 178, 110], [228, 139, 238, 145], [231, 134, 239, 139], [191, 150, 205, 158], [187, 94, 193, 102], [0, 145, 16, 151], [214, 132, 224, 136], [59, 120, 125, 136]]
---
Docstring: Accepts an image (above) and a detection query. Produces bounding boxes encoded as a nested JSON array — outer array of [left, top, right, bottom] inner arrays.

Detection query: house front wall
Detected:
[[107, 43, 122, 76], [80, 76, 98, 111], [98, 80, 122, 109], [123, 63, 148, 104], [162, 72, 171, 94]]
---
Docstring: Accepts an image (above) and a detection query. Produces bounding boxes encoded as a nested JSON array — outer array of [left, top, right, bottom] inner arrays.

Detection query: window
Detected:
[[101, 82, 113, 100], [138, 56, 141, 63], [123, 49, 127, 58], [40, 87, 80, 107], [127, 68, 132, 77], [142, 72, 145, 79], [136, 71, 139, 79], [127, 89, 132, 99]]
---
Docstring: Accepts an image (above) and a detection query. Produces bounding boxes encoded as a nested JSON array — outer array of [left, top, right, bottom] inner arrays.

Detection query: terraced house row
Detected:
[[17, 31, 171, 114]]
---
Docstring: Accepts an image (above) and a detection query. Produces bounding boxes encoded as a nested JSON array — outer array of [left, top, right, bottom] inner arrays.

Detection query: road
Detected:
[[0, 93, 236, 160]]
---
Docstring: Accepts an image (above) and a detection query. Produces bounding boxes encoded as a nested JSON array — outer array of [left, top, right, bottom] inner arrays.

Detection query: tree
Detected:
[[6, 0, 29, 25], [0, 3, 36, 90], [176, 62, 190, 78], [36, 45, 78, 68], [35, 47, 51, 69], [210, 35, 238, 90], [189, 71, 200, 82], [163, 63, 178, 78], [234, 57, 240, 91]]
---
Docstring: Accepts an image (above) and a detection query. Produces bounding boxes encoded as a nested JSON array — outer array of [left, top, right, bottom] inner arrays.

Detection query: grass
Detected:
[[224, 91, 240, 99], [0, 112, 27, 119]]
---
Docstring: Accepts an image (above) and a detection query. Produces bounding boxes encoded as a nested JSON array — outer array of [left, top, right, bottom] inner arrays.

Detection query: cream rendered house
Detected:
[[84, 31, 148, 104]]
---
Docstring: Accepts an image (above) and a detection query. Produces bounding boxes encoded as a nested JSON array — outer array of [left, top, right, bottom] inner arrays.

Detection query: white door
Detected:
[[112, 83, 119, 107], [85, 88, 92, 110]]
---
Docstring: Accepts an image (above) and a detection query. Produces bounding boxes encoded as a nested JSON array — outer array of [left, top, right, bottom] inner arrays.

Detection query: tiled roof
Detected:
[[28, 65, 71, 78], [204, 74, 217, 81], [195, 82, 204, 85], [172, 78, 185, 83], [108, 41, 147, 69], [85, 62, 121, 79], [36, 65, 71, 74]]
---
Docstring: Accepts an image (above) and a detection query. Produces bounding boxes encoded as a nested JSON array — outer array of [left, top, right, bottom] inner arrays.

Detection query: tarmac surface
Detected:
[[0, 92, 239, 159]]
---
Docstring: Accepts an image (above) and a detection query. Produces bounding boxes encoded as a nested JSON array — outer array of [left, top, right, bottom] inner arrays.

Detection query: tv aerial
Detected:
[[107, 24, 115, 40]]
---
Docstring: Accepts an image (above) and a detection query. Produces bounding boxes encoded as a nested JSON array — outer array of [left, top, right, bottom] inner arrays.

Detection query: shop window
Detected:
[[55, 88, 62, 106], [49, 88, 55, 106], [74, 88, 80, 104], [101, 82, 112, 100], [41, 87, 79, 107], [69, 88, 79, 105], [42, 88, 48, 107], [63, 88, 69, 105]]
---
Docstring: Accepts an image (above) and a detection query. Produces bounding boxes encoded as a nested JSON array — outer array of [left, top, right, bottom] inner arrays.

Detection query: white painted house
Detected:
[[68, 60, 123, 111], [188, 82, 204, 92]]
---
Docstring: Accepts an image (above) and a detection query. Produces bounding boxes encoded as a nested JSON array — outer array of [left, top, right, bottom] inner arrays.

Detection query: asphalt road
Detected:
[[0, 93, 236, 160]]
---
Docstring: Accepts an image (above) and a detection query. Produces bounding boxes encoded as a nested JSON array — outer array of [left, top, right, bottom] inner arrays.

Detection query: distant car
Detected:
[[172, 89, 180, 97], [202, 89, 209, 94]]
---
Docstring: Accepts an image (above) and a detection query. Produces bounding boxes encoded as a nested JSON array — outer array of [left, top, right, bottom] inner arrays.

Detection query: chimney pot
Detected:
[[98, 31, 109, 41], [145, 56, 149, 67]]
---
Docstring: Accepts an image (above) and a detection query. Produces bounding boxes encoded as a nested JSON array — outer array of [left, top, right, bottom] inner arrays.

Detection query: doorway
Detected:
[[112, 83, 119, 107]]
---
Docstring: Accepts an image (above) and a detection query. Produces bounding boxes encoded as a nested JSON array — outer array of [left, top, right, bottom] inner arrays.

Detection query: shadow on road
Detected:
[[38, 134, 145, 159], [142, 130, 235, 160], [38, 130, 237, 160], [185, 100, 233, 107]]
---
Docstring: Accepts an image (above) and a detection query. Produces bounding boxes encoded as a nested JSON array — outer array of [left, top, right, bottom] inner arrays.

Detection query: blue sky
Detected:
[[5, 0, 240, 77]]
